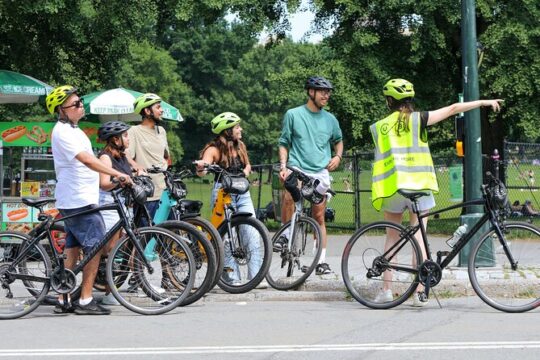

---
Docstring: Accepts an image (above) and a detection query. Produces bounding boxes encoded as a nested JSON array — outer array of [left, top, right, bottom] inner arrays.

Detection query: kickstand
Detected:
[[431, 289, 442, 309]]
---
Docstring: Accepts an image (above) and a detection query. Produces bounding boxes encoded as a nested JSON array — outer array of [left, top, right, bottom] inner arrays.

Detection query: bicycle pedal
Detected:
[[436, 251, 450, 264]]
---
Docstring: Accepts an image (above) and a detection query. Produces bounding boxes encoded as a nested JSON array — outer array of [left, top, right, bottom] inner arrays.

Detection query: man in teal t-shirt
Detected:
[[277, 76, 343, 275]]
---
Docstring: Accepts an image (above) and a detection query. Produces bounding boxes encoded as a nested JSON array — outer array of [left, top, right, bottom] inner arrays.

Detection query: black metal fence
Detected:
[[245, 153, 465, 230], [188, 148, 537, 231]]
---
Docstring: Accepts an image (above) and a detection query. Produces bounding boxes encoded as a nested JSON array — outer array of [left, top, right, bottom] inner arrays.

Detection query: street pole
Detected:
[[459, 0, 489, 265]]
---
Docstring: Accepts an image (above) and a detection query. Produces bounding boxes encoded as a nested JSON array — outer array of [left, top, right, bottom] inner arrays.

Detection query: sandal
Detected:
[[315, 262, 331, 275]]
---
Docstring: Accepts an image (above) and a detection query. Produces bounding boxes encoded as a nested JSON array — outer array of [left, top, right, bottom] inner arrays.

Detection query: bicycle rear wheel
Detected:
[[181, 216, 224, 290], [469, 221, 540, 313], [266, 216, 322, 290], [341, 221, 421, 309], [217, 216, 271, 294], [106, 227, 196, 315], [157, 220, 217, 306], [0, 231, 51, 319]]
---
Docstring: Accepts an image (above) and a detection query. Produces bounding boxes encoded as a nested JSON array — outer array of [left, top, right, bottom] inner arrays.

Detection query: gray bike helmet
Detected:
[[305, 76, 334, 90], [98, 121, 130, 142]]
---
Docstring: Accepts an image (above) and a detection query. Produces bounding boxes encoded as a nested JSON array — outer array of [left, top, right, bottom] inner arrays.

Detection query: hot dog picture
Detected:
[[43, 208, 59, 218], [7, 208, 29, 221], [1, 125, 27, 142], [82, 127, 98, 137], [26, 125, 48, 144]]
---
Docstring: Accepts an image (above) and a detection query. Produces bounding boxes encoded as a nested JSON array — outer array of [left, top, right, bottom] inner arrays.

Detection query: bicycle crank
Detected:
[[418, 260, 442, 287], [50, 268, 77, 294]]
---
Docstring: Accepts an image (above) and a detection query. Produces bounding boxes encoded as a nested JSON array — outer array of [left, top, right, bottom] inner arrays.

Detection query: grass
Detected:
[[183, 164, 540, 237]]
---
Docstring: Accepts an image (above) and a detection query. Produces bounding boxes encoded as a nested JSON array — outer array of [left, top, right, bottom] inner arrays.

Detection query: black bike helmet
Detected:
[[98, 121, 130, 142], [305, 76, 334, 90]]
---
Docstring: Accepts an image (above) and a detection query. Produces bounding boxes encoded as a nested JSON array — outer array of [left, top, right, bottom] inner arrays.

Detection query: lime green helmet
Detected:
[[211, 112, 241, 134], [46, 85, 77, 114], [133, 93, 162, 115], [383, 79, 415, 100]]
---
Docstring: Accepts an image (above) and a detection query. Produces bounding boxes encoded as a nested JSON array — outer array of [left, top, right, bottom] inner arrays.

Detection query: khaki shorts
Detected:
[[381, 191, 435, 213]]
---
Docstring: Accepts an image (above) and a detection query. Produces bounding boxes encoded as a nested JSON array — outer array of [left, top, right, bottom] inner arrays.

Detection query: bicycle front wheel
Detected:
[[106, 227, 196, 315], [0, 231, 51, 319], [469, 221, 540, 313], [266, 216, 322, 290], [341, 221, 421, 309], [157, 220, 217, 306], [217, 216, 271, 294]]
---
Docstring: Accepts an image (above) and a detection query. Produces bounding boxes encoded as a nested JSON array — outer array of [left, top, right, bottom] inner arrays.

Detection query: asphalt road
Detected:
[[1, 298, 539, 360]]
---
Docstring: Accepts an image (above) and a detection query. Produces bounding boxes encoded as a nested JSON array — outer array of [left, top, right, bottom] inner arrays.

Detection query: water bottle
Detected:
[[447, 224, 468, 248]]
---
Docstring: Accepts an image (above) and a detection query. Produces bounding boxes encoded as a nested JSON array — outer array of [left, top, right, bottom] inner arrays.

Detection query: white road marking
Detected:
[[1, 341, 540, 356]]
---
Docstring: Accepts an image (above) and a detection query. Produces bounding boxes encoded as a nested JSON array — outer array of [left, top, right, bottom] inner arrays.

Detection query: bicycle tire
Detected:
[[217, 216, 271, 294], [180, 216, 224, 290], [106, 226, 196, 315], [469, 221, 540, 313], [0, 231, 52, 319], [157, 220, 218, 306], [341, 221, 421, 309], [266, 216, 322, 290]]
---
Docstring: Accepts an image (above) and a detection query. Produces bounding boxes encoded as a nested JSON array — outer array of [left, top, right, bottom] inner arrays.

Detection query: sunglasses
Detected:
[[62, 99, 84, 109]]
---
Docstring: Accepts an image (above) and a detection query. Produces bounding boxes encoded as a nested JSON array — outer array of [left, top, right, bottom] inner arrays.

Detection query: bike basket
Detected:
[[301, 178, 324, 205], [221, 174, 250, 194], [133, 176, 155, 198]]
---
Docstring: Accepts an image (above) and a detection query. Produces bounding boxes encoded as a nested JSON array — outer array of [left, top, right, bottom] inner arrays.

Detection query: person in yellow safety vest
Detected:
[[370, 78, 503, 307]]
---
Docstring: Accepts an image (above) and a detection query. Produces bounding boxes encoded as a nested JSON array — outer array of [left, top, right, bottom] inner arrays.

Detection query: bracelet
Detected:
[[335, 154, 342, 160]]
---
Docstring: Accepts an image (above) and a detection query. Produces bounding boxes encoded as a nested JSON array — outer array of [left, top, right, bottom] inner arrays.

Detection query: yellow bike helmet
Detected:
[[46, 85, 78, 114], [383, 79, 415, 100], [211, 112, 241, 134]]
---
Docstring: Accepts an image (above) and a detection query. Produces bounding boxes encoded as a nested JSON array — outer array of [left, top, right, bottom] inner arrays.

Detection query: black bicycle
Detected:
[[0, 182, 196, 319], [266, 165, 335, 290], [342, 155, 540, 313]]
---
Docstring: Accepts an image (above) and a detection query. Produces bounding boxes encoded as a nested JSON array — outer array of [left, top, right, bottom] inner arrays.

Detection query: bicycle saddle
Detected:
[[397, 189, 430, 201], [22, 197, 56, 208]]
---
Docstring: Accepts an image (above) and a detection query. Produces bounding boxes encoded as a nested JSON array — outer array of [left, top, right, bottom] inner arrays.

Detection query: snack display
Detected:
[[26, 125, 48, 144], [1, 125, 27, 142], [6, 208, 29, 221]]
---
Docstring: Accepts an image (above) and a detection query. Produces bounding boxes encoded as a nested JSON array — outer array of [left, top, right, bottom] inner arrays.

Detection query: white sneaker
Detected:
[[412, 291, 428, 307], [100, 293, 120, 306], [374, 289, 393, 302]]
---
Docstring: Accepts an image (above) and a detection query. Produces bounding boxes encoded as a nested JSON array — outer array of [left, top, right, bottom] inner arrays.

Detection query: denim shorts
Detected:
[[59, 205, 106, 254]]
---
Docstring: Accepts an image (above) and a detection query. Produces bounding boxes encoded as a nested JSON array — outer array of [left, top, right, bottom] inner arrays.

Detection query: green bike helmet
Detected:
[[133, 93, 162, 115], [211, 112, 241, 135], [46, 85, 78, 114], [383, 79, 415, 100]]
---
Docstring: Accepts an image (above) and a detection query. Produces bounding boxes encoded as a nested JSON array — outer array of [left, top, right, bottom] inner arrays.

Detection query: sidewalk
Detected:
[[203, 234, 481, 303]]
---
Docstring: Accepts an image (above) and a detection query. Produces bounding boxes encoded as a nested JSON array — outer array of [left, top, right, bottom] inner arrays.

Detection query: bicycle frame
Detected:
[[383, 194, 517, 277], [8, 189, 154, 288]]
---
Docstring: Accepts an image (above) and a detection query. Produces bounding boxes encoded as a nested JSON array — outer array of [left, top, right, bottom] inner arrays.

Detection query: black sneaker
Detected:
[[315, 262, 332, 275], [74, 298, 111, 315], [273, 235, 288, 252], [127, 275, 139, 293], [54, 302, 75, 314]]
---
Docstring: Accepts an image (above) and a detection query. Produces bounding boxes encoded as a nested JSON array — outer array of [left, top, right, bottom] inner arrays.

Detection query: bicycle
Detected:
[[201, 163, 271, 293], [341, 154, 540, 312], [136, 166, 221, 306], [0, 181, 196, 319], [266, 165, 335, 290]]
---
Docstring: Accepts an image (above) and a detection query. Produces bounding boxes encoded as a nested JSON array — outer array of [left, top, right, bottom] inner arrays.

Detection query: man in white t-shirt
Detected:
[[128, 93, 169, 221], [48, 85, 132, 315]]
